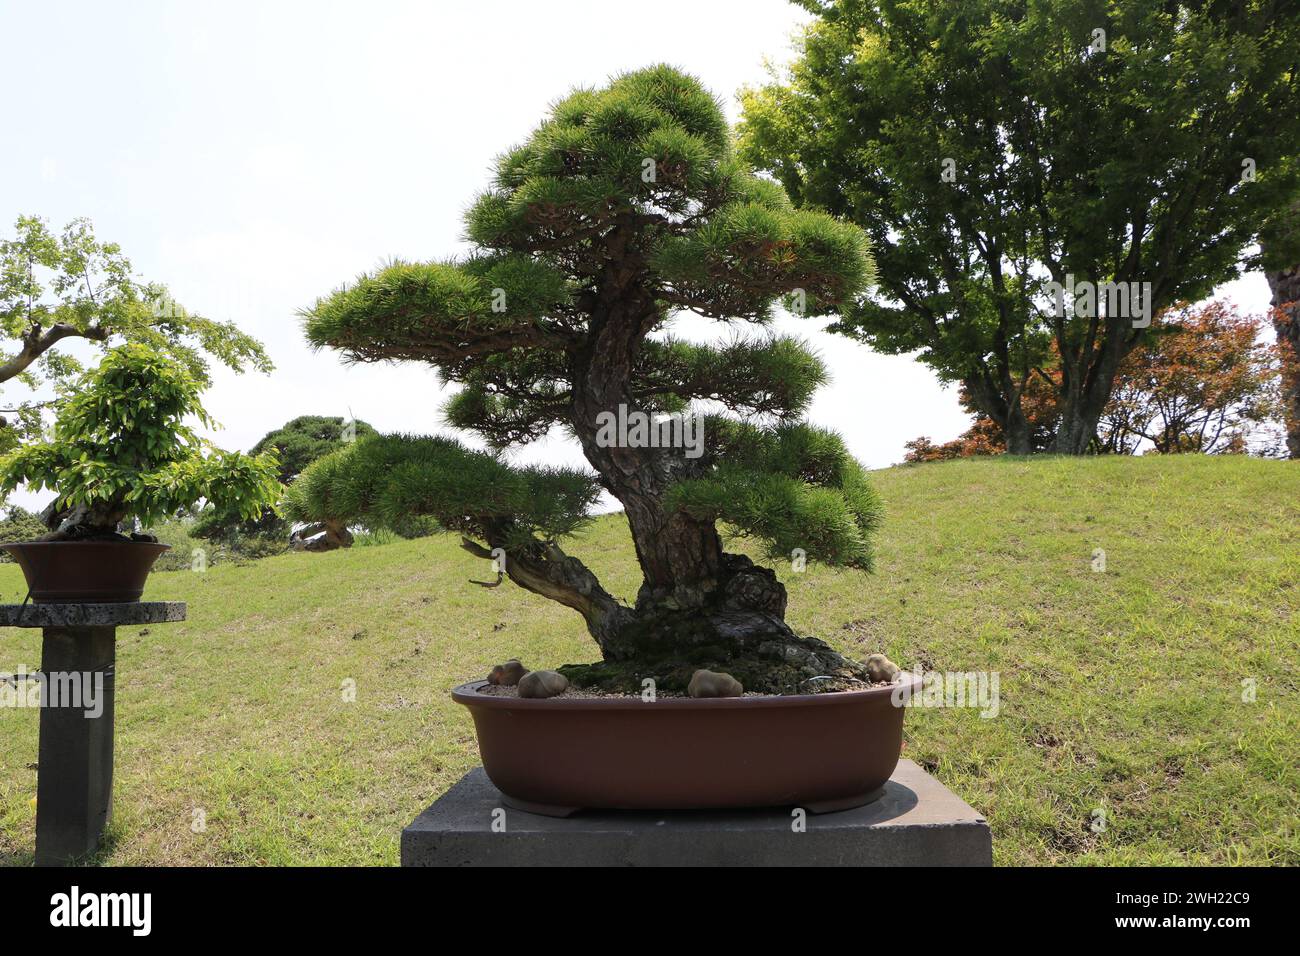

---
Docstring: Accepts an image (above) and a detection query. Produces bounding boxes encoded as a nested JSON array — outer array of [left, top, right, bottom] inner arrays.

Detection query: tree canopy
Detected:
[[739, 0, 1300, 454], [0, 215, 272, 454], [194, 415, 377, 542], [0, 344, 281, 539]]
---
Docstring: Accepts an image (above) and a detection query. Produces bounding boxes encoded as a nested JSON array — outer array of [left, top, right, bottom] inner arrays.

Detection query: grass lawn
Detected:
[[1, 454, 1296, 865]]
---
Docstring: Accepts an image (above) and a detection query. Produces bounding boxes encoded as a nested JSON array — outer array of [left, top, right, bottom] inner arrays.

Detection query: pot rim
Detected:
[[452, 671, 921, 711], [0, 540, 171, 551]]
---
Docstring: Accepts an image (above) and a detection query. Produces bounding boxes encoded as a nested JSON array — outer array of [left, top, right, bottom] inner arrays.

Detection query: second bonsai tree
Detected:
[[0, 343, 282, 543], [290, 66, 882, 694]]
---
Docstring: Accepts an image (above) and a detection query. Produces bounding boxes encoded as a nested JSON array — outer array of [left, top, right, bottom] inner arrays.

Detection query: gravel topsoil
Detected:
[[475, 679, 898, 699]]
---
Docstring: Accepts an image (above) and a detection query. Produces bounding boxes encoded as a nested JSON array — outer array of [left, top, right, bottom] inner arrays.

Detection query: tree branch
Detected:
[[0, 322, 107, 385], [460, 532, 632, 648]]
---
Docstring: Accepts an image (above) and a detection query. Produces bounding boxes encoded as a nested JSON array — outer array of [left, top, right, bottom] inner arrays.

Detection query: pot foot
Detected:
[[499, 794, 582, 818], [804, 786, 886, 814]]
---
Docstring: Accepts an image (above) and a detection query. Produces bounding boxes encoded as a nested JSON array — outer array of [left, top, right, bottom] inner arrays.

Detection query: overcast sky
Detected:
[[0, 0, 1272, 510]]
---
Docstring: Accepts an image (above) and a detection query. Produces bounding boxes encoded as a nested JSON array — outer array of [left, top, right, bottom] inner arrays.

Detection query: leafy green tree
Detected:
[[192, 414, 376, 542], [288, 66, 880, 692], [0, 215, 272, 452], [739, 0, 1300, 453], [0, 344, 282, 540], [0, 506, 49, 558]]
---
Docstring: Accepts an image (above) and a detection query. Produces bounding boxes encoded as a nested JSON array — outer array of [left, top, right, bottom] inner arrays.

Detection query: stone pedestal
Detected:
[[0, 602, 186, 866], [402, 759, 992, 867]]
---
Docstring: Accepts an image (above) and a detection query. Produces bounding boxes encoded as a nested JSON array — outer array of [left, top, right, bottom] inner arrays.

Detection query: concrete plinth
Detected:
[[402, 759, 991, 867], [1, 602, 186, 865]]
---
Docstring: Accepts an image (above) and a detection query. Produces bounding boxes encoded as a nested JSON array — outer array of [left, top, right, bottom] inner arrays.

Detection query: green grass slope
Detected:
[[1, 455, 1296, 865]]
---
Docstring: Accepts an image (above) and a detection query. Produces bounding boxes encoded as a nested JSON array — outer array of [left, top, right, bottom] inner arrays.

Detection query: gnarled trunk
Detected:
[[37, 500, 129, 541], [545, 239, 869, 692]]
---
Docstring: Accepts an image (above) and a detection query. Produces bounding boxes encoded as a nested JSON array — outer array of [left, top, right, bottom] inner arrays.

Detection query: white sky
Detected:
[[0, 0, 1273, 511]]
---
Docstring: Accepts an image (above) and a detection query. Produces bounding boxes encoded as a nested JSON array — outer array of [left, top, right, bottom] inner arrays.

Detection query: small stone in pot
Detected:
[[865, 654, 901, 683], [487, 660, 529, 686], [688, 669, 744, 698], [517, 669, 569, 699]]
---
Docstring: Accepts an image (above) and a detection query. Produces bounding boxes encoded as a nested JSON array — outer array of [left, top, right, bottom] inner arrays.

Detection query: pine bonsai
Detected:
[[290, 66, 882, 694], [193, 414, 378, 544], [0, 343, 282, 541]]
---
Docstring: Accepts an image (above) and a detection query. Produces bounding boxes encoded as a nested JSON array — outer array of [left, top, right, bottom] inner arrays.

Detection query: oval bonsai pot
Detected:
[[0, 540, 171, 603], [452, 671, 922, 816]]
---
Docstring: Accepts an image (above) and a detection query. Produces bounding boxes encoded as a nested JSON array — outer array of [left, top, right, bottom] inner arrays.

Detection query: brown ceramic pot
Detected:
[[1, 540, 170, 603], [452, 671, 922, 816]]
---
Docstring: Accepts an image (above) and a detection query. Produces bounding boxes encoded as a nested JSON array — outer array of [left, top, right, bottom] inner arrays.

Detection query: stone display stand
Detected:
[[0, 602, 186, 866], [402, 759, 992, 867]]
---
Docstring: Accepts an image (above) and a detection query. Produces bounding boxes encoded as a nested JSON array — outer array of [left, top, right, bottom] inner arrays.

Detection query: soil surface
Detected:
[[474, 678, 897, 699]]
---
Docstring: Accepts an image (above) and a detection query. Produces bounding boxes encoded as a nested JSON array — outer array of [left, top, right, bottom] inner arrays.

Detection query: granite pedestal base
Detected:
[[402, 759, 991, 867], [1, 602, 186, 865]]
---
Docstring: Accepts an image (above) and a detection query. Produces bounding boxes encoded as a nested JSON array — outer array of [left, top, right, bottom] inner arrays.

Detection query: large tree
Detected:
[[288, 66, 881, 693], [0, 215, 271, 452], [739, 0, 1300, 453]]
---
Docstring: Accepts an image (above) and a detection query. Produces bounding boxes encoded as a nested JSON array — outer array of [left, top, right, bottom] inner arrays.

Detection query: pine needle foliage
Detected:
[[294, 66, 879, 650]]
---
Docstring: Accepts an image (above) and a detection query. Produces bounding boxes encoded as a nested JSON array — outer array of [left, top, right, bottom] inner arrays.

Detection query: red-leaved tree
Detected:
[[906, 302, 1281, 460]]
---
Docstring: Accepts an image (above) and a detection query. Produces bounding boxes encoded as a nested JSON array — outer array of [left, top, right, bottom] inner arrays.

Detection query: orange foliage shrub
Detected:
[[905, 301, 1282, 461]]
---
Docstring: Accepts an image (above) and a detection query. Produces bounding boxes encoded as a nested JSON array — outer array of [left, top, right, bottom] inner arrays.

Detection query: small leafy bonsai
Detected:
[[290, 66, 882, 694], [0, 343, 282, 542]]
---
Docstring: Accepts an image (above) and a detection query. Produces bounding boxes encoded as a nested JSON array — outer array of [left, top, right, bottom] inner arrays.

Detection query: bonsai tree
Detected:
[[0, 343, 282, 541], [290, 66, 881, 693], [193, 414, 378, 545]]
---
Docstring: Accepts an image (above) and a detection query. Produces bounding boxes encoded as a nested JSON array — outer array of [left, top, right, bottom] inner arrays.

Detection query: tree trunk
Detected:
[[1003, 410, 1032, 455], [568, 286, 726, 614], [1051, 326, 1130, 454], [37, 500, 128, 541], [550, 241, 870, 693], [1053, 404, 1102, 455], [1265, 264, 1300, 459], [964, 372, 1033, 454]]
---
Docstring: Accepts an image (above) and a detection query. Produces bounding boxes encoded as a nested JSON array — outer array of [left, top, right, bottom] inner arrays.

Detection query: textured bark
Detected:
[[37, 500, 128, 541], [1265, 264, 1300, 459], [462, 533, 632, 649], [566, 223, 725, 614], [564, 553, 871, 695]]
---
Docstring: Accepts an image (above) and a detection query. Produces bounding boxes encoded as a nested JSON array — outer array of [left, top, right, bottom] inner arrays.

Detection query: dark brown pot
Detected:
[[452, 672, 922, 816], [0, 540, 170, 603]]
